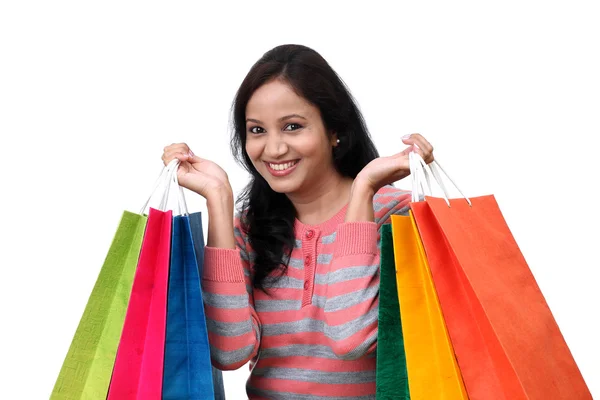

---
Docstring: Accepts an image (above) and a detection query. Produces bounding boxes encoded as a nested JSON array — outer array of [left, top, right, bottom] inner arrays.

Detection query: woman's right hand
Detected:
[[161, 143, 232, 200]]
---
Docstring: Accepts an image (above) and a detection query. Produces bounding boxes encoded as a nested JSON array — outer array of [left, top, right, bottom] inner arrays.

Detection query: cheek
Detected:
[[245, 140, 262, 162]]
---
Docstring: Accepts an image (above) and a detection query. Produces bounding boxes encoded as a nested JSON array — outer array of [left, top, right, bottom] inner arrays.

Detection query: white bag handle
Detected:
[[139, 159, 186, 215], [410, 152, 472, 207], [409, 151, 432, 202], [166, 162, 189, 217]]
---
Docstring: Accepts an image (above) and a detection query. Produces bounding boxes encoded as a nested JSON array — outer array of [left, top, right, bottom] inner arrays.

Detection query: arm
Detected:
[[202, 190, 261, 370], [323, 182, 411, 360]]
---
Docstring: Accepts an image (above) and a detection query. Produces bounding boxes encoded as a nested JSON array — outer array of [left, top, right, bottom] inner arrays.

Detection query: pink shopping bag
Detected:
[[107, 206, 172, 399]]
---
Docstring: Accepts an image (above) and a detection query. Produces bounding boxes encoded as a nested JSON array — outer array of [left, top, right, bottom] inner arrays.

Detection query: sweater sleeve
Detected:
[[322, 186, 412, 360], [202, 213, 261, 370]]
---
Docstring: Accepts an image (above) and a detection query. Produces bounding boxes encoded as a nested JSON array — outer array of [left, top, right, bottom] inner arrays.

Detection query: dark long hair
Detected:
[[231, 44, 379, 291]]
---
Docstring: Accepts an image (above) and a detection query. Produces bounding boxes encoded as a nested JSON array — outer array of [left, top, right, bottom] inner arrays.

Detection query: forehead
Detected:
[[246, 80, 316, 119]]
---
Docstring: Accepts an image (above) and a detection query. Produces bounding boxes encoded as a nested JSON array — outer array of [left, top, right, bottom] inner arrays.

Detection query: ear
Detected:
[[331, 132, 339, 147]]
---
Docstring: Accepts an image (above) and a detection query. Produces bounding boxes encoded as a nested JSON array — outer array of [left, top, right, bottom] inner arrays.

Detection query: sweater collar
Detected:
[[293, 202, 349, 235]]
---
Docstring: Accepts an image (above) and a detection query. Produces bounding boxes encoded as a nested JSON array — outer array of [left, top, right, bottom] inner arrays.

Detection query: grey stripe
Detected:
[[203, 292, 248, 309], [206, 319, 253, 337], [382, 205, 410, 221], [240, 250, 250, 262], [252, 367, 376, 384], [263, 307, 378, 341], [294, 239, 302, 249], [325, 306, 378, 342], [321, 232, 336, 244], [373, 199, 400, 212], [324, 285, 379, 312], [210, 343, 255, 366], [312, 294, 326, 309], [314, 264, 379, 285], [263, 275, 304, 289], [317, 253, 333, 264], [245, 284, 253, 294], [311, 285, 378, 312], [375, 200, 410, 225], [255, 299, 302, 312], [233, 226, 245, 239], [247, 387, 375, 400], [373, 192, 386, 200], [373, 186, 400, 200], [289, 257, 304, 269], [259, 344, 344, 360]]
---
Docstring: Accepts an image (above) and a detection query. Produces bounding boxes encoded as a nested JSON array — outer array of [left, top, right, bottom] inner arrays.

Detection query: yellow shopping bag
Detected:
[[391, 212, 468, 399]]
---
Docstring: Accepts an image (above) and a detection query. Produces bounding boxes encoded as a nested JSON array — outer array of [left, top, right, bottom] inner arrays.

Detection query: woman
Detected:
[[162, 44, 434, 399]]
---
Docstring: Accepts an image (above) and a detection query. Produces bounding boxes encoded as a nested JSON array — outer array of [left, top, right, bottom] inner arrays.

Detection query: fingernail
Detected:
[[413, 143, 420, 149], [402, 134, 411, 140], [188, 150, 194, 157]]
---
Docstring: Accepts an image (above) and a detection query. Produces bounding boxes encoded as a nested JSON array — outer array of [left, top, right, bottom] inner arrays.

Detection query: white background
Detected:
[[1, 1, 598, 398]]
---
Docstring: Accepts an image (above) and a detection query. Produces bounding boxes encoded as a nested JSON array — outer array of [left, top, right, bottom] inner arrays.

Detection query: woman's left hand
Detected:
[[354, 133, 434, 193]]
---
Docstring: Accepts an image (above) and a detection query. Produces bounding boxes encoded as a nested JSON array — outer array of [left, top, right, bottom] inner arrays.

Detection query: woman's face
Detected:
[[245, 79, 338, 195]]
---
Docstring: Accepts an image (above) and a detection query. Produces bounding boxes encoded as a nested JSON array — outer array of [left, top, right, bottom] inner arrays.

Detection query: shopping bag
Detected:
[[390, 212, 468, 399], [408, 153, 592, 399], [189, 211, 226, 400], [108, 161, 179, 400], [50, 211, 147, 399], [162, 212, 216, 399], [376, 223, 410, 400]]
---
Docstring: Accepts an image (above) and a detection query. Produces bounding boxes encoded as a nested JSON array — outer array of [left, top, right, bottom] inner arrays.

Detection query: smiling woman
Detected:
[[244, 80, 345, 199], [160, 44, 434, 399]]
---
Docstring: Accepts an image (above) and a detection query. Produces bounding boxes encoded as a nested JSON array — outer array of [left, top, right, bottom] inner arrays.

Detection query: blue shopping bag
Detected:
[[163, 213, 216, 399], [189, 212, 226, 400]]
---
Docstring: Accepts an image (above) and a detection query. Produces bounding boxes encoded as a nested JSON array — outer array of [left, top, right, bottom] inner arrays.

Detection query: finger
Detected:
[[162, 150, 191, 166], [411, 134, 433, 154], [162, 143, 191, 158], [401, 134, 416, 145], [402, 133, 432, 151], [405, 134, 434, 163]]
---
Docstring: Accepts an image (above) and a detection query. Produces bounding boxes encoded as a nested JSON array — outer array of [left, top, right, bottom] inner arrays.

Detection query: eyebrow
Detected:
[[246, 114, 307, 124]]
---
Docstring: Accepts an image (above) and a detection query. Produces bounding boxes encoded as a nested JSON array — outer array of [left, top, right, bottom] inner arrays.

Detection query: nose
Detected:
[[264, 132, 288, 159]]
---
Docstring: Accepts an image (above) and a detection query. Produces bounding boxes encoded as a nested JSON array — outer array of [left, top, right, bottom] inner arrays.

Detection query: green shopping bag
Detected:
[[50, 211, 147, 399], [376, 223, 410, 399]]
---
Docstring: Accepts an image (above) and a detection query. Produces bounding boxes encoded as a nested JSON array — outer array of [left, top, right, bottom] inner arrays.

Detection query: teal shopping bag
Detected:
[[376, 224, 410, 399]]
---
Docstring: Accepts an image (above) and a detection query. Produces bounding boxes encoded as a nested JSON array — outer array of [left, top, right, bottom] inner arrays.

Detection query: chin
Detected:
[[266, 181, 301, 194], [260, 175, 302, 194]]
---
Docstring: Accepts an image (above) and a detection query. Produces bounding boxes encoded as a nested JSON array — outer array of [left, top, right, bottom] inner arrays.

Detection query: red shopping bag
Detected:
[[107, 161, 180, 399], [409, 155, 591, 399], [107, 207, 171, 399]]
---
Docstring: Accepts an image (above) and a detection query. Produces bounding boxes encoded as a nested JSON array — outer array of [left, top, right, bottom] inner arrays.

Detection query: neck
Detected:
[[287, 170, 354, 226]]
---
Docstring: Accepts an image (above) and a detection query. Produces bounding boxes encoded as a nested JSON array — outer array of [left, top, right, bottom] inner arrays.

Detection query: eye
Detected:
[[248, 126, 265, 134], [284, 123, 302, 131]]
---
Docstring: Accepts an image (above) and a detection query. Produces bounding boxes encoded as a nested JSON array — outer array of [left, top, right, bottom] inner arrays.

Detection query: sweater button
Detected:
[[304, 281, 309, 290], [305, 230, 314, 239], [304, 255, 311, 264]]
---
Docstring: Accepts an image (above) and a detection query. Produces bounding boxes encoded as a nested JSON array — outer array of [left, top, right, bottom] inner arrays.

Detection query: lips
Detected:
[[268, 160, 298, 171], [264, 159, 300, 177]]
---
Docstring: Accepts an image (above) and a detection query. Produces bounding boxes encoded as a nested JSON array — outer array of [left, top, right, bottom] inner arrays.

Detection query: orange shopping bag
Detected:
[[391, 212, 468, 399], [408, 153, 591, 400]]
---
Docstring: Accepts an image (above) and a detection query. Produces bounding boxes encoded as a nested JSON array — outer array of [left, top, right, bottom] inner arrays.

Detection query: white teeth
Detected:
[[269, 161, 297, 171]]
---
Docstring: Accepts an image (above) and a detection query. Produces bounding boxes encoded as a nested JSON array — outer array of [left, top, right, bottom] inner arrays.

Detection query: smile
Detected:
[[264, 160, 300, 176]]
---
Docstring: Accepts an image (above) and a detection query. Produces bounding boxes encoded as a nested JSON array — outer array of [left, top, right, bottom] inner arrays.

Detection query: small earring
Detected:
[[336, 139, 340, 144]]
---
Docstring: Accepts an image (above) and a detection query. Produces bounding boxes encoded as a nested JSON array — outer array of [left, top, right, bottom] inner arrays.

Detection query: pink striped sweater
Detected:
[[202, 185, 411, 399]]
